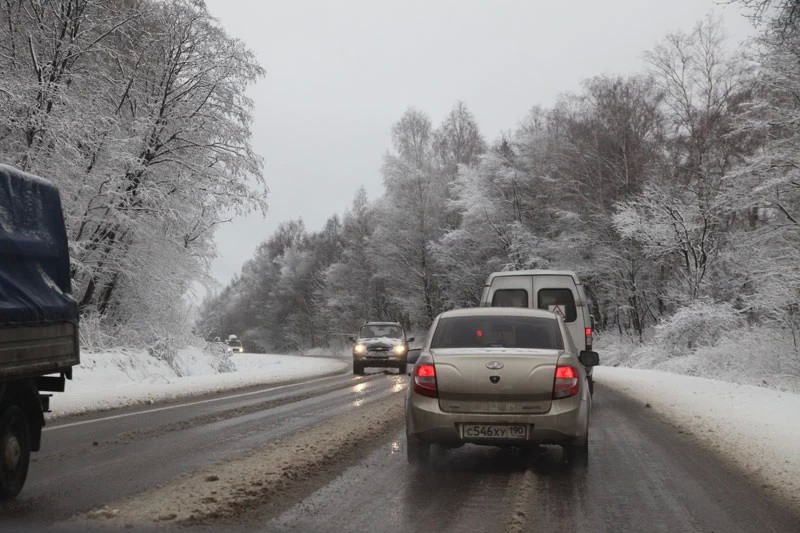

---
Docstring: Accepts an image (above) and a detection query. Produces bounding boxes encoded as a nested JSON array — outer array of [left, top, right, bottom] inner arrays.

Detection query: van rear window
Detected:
[[537, 288, 577, 322], [491, 289, 528, 308]]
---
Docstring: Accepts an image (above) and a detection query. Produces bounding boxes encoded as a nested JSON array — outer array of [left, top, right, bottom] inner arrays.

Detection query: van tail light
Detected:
[[585, 327, 593, 350], [553, 365, 580, 399], [413, 364, 438, 398]]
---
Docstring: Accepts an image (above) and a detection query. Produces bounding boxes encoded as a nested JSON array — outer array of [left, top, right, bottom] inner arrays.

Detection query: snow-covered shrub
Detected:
[[147, 339, 234, 377], [691, 328, 800, 392], [598, 325, 800, 392], [594, 331, 648, 367], [78, 311, 116, 352], [172, 343, 236, 376], [653, 300, 743, 355], [147, 338, 177, 369]]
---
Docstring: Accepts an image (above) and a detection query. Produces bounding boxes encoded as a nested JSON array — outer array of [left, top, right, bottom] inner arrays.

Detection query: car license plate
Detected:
[[462, 424, 527, 440]]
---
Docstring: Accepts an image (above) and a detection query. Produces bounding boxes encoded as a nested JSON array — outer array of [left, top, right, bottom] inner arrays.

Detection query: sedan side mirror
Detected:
[[348, 336, 355, 343], [579, 350, 599, 367], [407, 337, 415, 343], [407, 348, 422, 365]]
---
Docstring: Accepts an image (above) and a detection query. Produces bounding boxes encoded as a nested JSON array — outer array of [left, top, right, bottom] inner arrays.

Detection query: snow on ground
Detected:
[[595, 365, 800, 511], [51, 349, 348, 418]]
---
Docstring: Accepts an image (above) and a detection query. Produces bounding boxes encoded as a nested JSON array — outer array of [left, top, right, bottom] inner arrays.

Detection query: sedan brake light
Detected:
[[413, 363, 438, 398], [553, 365, 580, 399]]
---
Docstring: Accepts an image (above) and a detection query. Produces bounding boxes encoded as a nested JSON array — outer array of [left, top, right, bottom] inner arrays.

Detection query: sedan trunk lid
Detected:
[[431, 348, 560, 414]]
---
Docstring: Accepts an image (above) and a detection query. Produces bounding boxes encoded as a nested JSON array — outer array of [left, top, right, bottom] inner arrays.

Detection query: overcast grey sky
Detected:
[[204, 0, 754, 286]]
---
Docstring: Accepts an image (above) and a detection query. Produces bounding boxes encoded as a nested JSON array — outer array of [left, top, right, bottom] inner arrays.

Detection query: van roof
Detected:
[[439, 307, 560, 319], [484, 270, 582, 285]]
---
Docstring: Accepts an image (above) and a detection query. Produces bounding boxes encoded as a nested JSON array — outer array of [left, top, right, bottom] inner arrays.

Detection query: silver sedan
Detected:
[[405, 307, 599, 465]]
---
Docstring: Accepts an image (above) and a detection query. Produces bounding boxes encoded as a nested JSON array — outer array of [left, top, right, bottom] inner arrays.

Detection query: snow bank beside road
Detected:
[[52, 350, 348, 418], [595, 366, 800, 511]]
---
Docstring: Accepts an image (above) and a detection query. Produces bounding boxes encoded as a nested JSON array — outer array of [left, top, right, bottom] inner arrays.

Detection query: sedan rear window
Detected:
[[431, 316, 564, 350]]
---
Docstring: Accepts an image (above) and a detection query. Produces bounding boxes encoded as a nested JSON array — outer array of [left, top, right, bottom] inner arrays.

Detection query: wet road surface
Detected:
[[1, 368, 798, 531], [1, 366, 397, 524], [260, 383, 800, 532]]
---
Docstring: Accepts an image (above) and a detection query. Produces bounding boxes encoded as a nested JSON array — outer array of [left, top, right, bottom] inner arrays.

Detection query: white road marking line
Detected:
[[44, 373, 356, 432]]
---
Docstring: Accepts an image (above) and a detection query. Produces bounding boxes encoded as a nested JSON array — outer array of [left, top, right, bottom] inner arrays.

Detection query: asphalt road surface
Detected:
[[1, 366, 798, 532]]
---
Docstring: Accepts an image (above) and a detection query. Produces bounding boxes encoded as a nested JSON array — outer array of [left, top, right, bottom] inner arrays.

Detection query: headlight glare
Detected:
[[354, 344, 367, 354], [393, 344, 407, 355]]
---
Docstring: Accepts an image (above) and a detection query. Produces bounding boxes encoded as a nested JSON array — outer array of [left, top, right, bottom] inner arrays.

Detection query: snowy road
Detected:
[[262, 383, 800, 533], [1, 367, 398, 526], [1, 372, 798, 531]]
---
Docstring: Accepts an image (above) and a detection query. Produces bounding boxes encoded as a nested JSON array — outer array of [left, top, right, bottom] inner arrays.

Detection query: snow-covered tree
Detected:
[[373, 108, 449, 325], [0, 0, 267, 346]]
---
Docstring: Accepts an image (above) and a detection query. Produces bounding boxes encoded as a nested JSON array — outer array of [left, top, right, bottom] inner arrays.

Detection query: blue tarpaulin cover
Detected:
[[0, 164, 78, 326]]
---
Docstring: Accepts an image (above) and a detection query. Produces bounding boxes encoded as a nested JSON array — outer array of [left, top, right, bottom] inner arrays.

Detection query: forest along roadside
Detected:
[[71, 383, 407, 528]]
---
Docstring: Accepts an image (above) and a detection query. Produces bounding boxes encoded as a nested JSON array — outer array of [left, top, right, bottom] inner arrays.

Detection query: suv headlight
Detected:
[[354, 344, 367, 355], [392, 344, 407, 355]]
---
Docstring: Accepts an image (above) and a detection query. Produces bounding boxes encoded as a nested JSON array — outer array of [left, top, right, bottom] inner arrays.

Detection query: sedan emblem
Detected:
[[486, 361, 504, 370]]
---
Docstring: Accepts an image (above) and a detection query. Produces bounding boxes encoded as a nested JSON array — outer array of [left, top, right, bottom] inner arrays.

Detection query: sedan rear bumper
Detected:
[[406, 391, 589, 447]]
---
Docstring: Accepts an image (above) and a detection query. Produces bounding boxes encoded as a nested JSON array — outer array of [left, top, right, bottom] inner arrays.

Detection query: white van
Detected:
[[479, 270, 596, 392]]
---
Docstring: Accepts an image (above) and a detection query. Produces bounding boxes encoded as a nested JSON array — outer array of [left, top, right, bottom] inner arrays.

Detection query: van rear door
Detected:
[[533, 275, 586, 350]]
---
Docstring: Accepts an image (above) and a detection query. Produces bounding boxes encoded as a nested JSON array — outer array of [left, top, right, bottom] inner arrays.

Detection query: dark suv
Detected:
[[351, 322, 414, 375]]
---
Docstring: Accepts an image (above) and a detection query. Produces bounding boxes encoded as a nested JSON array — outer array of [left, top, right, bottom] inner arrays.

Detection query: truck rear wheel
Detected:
[[0, 405, 31, 500]]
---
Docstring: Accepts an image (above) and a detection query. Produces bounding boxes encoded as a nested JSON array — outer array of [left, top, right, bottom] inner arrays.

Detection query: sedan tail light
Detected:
[[552, 365, 579, 399], [413, 364, 438, 398]]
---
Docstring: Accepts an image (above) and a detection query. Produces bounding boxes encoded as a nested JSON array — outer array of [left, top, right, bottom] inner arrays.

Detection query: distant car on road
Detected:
[[226, 338, 244, 353], [405, 307, 598, 466], [351, 322, 414, 375]]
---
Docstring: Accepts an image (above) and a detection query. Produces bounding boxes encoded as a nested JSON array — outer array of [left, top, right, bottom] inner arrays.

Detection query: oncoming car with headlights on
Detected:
[[351, 322, 414, 375], [405, 308, 599, 465]]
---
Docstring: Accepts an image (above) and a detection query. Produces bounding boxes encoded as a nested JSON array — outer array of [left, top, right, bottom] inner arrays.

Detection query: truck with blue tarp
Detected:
[[0, 164, 80, 499]]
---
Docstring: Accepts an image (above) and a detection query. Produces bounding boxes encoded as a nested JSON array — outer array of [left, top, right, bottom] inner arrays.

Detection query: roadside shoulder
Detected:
[[594, 366, 800, 512]]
